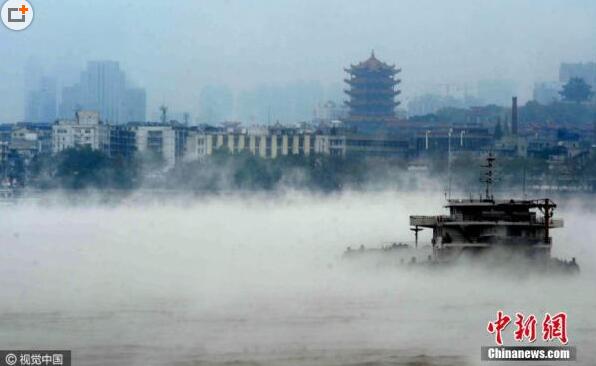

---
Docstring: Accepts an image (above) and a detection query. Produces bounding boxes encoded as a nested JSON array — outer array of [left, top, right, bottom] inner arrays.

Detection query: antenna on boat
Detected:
[[410, 226, 423, 249], [537, 198, 555, 245], [480, 152, 496, 201], [522, 163, 527, 199]]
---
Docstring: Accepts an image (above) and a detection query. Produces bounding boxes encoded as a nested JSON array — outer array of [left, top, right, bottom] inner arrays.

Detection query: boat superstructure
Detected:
[[410, 198, 562, 262], [345, 153, 579, 273]]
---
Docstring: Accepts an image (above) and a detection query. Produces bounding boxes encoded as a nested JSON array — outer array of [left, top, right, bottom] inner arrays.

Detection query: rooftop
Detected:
[[444, 198, 556, 209], [348, 51, 397, 72]]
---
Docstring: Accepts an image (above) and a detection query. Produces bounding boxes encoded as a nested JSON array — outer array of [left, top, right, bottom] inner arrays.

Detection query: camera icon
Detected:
[[1, 0, 33, 31]]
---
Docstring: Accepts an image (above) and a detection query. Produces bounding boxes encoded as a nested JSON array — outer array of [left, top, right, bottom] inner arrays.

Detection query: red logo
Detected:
[[543, 312, 568, 344], [487, 310, 511, 345], [487, 311, 568, 345], [514, 312, 537, 342]]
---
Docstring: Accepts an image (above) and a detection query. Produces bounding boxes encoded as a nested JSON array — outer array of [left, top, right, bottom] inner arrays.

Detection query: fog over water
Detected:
[[1, 190, 595, 365]]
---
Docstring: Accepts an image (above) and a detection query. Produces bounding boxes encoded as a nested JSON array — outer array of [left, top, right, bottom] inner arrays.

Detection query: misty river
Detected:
[[1, 191, 595, 365]]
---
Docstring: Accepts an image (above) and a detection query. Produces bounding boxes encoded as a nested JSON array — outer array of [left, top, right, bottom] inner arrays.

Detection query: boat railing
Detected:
[[410, 215, 452, 226], [534, 217, 564, 228]]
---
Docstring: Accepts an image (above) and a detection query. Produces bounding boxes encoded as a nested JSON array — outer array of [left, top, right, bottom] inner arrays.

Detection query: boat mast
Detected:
[[481, 152, 496, 201], [410, 225, 422, 248], [543, 199, 552, 244], [536, 198, 555, 245]]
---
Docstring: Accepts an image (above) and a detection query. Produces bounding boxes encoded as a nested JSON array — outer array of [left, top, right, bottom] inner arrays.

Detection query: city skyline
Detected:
[[58, 60, 146, 124], [13, 57, 596, 125], [1, 0, 595, 123]]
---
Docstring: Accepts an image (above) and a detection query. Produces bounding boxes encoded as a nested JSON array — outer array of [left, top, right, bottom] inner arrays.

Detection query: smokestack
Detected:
[[511, 96, 518, 136]]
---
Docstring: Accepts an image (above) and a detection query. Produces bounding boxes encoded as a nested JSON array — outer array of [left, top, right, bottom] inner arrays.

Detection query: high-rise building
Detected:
[[343, 51, 401, 124], [58, 85, 81, 119], [59, 61, 146, 123], [24, 77, 57, 123], [122, 87, 147, 123]]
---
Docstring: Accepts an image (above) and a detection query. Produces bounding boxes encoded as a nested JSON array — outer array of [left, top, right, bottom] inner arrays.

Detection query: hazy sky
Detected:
[[1, 0, 595, 122]]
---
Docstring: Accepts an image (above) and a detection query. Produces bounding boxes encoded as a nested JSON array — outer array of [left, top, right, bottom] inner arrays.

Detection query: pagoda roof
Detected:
[[347, 50, 397, 72], [344, 89, 400, 96]]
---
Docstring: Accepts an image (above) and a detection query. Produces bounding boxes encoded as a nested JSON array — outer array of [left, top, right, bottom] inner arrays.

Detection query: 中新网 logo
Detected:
[[487, 310, 568, 345]]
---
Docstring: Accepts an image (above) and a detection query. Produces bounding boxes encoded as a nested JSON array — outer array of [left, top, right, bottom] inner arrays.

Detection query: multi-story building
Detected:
[[7, 139, 38, 166], [0, 141, 8, 170], [0, 125, 12, 144], [109, 125, 137, 159], [52, 111, 109, 153], [184, 130, 213, 161], [10, 123, 52, 155], [345, 135, 410, 159], [108, 121, 190, 166], [415, 127, 493, 157], [59, 61, 146, 124], [174, 126, 189, 162], [127, 123, 176, 169], [183, 129, 346, 161], [122, 87, 147, 123]]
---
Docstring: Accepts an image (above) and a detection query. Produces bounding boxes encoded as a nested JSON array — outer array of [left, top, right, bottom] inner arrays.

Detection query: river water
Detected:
[[0, 191, 594, 365]]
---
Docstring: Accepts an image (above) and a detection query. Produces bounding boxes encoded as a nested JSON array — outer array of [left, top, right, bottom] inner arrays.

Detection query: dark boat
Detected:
[[345, 153, 580, 274]]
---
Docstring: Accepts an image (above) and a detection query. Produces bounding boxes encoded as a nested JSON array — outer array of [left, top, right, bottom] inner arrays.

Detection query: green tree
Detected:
[[54, 148, 110, 189], [50, 148, 140, 190], [560, 77, 593, 103]]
